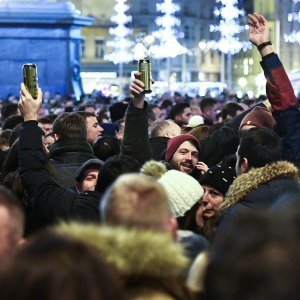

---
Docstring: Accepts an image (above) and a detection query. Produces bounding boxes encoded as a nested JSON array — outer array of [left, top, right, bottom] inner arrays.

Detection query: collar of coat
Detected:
[[222, 161, 299, 210], [48, 138, 93, 158], [54, 223, 189, 279]]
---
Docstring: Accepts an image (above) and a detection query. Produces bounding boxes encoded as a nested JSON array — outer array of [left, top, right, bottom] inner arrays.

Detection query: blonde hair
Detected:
[[101, 173, 172, 231]]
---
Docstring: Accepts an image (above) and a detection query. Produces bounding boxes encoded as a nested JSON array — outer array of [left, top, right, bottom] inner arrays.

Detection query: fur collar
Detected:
[[222, 161, 299, 210], [55, 223, 189, 279]]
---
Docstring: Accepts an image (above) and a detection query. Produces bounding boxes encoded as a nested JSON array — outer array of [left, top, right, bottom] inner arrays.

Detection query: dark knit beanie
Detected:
[[240, 106, 275, 130], [165, 134, 200, 161], [199, 164, 236, 196]]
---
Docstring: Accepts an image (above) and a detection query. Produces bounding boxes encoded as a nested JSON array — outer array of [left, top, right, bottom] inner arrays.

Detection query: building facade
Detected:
[[64, 0, 300, 96]]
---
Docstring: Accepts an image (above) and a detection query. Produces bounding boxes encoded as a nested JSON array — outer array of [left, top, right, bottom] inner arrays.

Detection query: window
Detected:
[[80, 39, 86, 58], [95, 39, 105, 59]]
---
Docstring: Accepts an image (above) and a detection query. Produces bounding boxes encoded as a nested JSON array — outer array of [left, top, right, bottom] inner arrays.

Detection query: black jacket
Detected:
[[19, 121, 101, 229], [216, 161, 300, 239], [48, 138, 95, 189]]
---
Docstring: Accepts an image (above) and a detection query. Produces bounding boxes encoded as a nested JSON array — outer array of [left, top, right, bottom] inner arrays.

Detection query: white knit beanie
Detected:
[[158, 170, 204, 218]]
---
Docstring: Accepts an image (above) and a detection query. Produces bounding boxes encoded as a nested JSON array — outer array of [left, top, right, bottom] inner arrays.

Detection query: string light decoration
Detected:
[[104, 0, 133, 64], [150, 0, 188, 58], [208, 0, 250, 54], [284, 0, 300, 44]]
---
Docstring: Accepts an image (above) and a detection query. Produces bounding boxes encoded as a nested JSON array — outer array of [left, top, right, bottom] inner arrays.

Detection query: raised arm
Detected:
[[120, 73, 153, 166], [248, 13, 300, 166], [248, 13, 297, 111], [18, 84, 99, 223]]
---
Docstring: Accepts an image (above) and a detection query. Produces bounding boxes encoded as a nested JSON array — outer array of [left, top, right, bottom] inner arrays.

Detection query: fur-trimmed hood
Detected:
[[54, 223, 189, 279], [222, 161, 299, 210]]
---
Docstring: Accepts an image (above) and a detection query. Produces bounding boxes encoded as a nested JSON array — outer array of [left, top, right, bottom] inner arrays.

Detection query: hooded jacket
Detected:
[[55, 223, 195, 300], [216, 161, 300, 237]]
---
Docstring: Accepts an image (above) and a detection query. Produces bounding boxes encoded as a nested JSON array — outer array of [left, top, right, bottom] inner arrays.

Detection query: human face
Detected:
[[86, 116, 104, 143], [165, 122, 181, 138], [44, 135, 55, 152], [170, 141, 199, 174], [40, 123, 53, 135], [203, 105, 218, 123], [200, 184, 224, 218], [176, 107, 192, 126], [152, 107, 164, 121], [77, 168, 99, 192]]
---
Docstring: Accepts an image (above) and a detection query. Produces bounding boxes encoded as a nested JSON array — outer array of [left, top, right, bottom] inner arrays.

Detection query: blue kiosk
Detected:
[[0, 0, 93, 100]]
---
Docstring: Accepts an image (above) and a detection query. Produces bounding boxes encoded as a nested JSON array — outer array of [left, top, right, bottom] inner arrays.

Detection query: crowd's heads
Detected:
[[141, 160, 204, 219], [221, 102, 244, 121], [95, 155, 140, 194], [165, 134, 200, 174], [0, 185, 25, 265], [200, 159, 236, 196], [109, 101, 128, 123], [93, 136, 120, 161], [169, 103, 192, 126], [1, 103, 19, 121], [149, 120, 181, 139], [165, 134, 200, 161], [200, 97, 218, 124], [0, 231, 124, 300], [186, 115, 204, 128], [52, 112, 87, 140], [75, 159, 104, 193], [236, 127, 282, 174], [240, 106, 276, 130], [77, 111, 104, 143], [38, 117, 53, 135], [101, 173, 177, 237]]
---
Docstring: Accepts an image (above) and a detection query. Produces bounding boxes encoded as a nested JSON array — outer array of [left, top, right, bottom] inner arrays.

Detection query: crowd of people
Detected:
[[0, 12, 299, 300]]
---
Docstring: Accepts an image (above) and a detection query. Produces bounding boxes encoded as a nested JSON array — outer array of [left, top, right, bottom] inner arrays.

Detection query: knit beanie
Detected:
[[199, 163, 236, 196], [141, 160, 204, 217], [165, 134, 201, 161], [240, 106, 276, 130]]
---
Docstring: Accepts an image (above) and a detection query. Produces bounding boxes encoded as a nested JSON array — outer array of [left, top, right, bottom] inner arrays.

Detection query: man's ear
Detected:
[[54, 133, 59, 141], [167, 216, 178, 242], [75, 182, 82, 193], [240, 157, 249, 174], [175, 115, 181, 122]]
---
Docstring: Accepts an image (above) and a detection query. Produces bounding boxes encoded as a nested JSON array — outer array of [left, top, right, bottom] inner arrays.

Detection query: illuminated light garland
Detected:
[[207, 0, 251, 55], [150, 0, 188, 58], [284, 0, 300, 44], [105, 0, 134, 64]]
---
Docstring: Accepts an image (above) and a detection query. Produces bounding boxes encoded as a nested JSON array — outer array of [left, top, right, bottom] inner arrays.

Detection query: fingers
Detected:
[[248, 12, 266, 27], [130, 79, 145, 95], [133, 72, 141, 79]]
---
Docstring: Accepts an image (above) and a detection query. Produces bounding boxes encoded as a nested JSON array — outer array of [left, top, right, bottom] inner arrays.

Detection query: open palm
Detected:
[[248, 13, 270, 46]]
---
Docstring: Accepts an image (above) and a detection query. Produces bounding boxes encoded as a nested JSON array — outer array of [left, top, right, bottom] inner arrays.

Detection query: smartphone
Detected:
[[23, 63, 38, 99]]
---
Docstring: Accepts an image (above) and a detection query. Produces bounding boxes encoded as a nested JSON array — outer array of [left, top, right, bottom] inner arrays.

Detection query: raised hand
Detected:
[[129, 72, 145, 108], [19, 83, 42, 121], [247, 13, 270, 46]]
